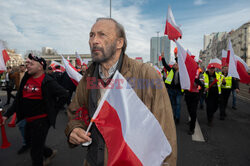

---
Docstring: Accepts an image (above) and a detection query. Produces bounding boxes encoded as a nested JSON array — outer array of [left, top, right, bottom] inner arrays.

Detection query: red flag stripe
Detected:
[[2, 50, 10, 64], [237, 61, 250, 84], [94, 101, 143, 166], [164, 22, 182, 41], [185, 54, 198, 90]]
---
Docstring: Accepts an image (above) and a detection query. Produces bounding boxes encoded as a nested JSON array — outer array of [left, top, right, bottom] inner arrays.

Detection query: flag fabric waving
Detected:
[[0, 42, 10, 73], [164, 6, 182, 41], [227, 40, 250, 84], [221, 49, 227, 66], [50, 60, 65, 71], [88, 71, 172, 166], [176, 41, 198, 90], [75, 52, 83, 66], [208, 58, 222, 69], [61, 55, 82, 85]]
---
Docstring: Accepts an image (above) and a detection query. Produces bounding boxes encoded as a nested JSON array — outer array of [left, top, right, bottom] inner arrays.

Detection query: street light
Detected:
[[156, 31, 160, 66], [110, 0, 112, 18]]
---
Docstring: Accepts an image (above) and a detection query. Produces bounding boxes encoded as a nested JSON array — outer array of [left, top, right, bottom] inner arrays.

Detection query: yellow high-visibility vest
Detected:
[[165, 69, 174, 85], [203, 72, 221, 94]]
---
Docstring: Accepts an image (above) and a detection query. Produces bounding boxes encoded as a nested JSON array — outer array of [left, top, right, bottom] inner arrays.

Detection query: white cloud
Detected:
[[0, 0, 159, 62], [194, 0, 207, 6]]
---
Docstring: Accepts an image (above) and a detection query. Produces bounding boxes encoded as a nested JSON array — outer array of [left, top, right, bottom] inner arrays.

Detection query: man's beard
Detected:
[[91, 41, 117, 63]]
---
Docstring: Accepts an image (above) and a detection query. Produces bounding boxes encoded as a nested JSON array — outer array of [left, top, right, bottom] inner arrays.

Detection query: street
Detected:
[[0, 85, 250, 166]]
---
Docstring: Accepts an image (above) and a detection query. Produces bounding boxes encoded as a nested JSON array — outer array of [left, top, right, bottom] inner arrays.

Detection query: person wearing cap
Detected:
[[161, 49, 182, 124], [1, 53, 69, 166], [203, 64, 222, 126]]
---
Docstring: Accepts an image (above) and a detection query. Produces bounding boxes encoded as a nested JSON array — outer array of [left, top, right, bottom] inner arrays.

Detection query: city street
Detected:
[[0, 85, 249, 166]]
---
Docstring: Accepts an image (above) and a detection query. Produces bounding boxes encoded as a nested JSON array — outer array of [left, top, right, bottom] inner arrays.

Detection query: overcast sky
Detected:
[[0, 0, 250, 62]]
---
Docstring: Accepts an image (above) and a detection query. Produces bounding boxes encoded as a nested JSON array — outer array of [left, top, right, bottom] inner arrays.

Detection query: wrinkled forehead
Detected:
[[91, 19, 116, 34]]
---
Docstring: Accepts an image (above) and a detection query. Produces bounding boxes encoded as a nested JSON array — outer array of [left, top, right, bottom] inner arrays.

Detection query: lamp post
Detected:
[[156, 31, 160, 66], [110, 0, 112, 18]]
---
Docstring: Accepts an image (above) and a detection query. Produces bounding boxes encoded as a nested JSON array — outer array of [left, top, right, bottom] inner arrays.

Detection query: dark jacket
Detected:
[[162, 57, 181, 91], [4, 72, 69, 127]]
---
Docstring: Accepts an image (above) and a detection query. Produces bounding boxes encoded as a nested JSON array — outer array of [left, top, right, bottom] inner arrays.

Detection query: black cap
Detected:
[[28, 53, 47, 70]]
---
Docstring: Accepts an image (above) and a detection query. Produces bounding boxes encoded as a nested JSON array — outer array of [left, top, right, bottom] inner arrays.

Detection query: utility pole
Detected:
[[110, 0, 112, 18], [157, 31, 160, 66]]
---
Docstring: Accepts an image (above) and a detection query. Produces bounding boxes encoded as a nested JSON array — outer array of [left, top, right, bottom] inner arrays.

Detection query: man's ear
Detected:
[[116, 38, 124, 49]]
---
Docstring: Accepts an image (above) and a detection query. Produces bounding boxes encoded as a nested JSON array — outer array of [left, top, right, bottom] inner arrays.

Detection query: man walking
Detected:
[[203, 65, 221, 126], [1, 54, 68, 166], [65, 18, 177, 166]]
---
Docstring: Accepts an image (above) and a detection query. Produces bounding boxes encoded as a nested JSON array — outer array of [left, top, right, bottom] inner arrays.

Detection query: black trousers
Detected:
[[220, 89, 231, 118], [25, 118, 52, 166], [205, 93, 220, 122], [6, 86, 15, 104], [185, 92, 199, 131]]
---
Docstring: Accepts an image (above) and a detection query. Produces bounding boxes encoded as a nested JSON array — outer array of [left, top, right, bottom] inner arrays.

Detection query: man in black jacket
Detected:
[[161, 52, 182, 124], [1, 54, 68, 166]]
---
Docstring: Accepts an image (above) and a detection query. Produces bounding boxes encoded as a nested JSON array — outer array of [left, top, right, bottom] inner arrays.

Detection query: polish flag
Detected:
[[86, 71, 172, 165], [75, 52, 83, 66], [0, 42, 10, 73], [50, 60, 65, 71], [221, 49, 227, 66], [208, 58, 222, 69], [164, 6, 182, 41], [227, 40, 250, 84], [61, 55, 82, 85], [176, 41, 198, 90]]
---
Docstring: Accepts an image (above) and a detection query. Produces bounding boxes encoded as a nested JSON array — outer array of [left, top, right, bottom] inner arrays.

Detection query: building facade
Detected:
[[6, 49, 24, 67], [150, 36, 171, 66], [200, 22, 250, 68], [25, 47, 92, 67]]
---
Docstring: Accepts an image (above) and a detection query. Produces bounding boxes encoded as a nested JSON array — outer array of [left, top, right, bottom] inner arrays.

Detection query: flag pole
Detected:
[[81, 121, 93, 146]]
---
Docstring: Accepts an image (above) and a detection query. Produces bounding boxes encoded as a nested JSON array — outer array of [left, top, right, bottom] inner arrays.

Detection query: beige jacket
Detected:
[[65, 55, 177, 166]]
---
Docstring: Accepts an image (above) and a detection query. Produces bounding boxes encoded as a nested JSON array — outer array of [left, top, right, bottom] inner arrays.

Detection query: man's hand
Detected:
[[69, 128, 91, 145], [204, 88, 208, 92], [236, 89, 240, 93], [0, 116, 7, 126]]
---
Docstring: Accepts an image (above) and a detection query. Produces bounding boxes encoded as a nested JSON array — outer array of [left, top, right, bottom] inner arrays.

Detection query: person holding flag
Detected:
[[203, 65, 222, 126], [161, 49, 182, 124], [65, 18, 177, 166]]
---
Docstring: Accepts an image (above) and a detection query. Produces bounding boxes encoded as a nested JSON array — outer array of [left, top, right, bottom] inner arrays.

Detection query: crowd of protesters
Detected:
[[0, 17, 244, 166]]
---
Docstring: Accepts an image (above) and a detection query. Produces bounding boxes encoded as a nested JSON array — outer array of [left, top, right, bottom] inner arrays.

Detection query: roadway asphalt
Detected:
[[0, 86, 249, 166]]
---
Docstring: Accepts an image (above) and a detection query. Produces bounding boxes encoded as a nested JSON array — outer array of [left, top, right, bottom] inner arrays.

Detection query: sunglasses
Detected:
[[28, 54, 44, 66]]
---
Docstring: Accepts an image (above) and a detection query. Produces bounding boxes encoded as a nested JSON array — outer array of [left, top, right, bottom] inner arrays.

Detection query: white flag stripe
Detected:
[[61, 55, 82, 83], [93, 71, 172, 166], [167, 6, 182, 36], [209, 58, 221, 65], [176, 41, 190, 90], [228, 40, 240, 79], [0, 42, 7, 71], [222, 49, 227, 58]]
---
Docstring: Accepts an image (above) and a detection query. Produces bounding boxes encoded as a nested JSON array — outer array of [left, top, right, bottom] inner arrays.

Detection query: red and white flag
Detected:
[[208, 58, 222, 69], [86, 71, 172, 165], [75, 52, 83, 66], [50, 60, 65, 71], [164, 6, 182, 41], [221, 49, 227, 66], [61, 55, 82, 85], [0, 42, 10, 73], [176, 41, 198, 90], [228, 40, 250, 84]]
